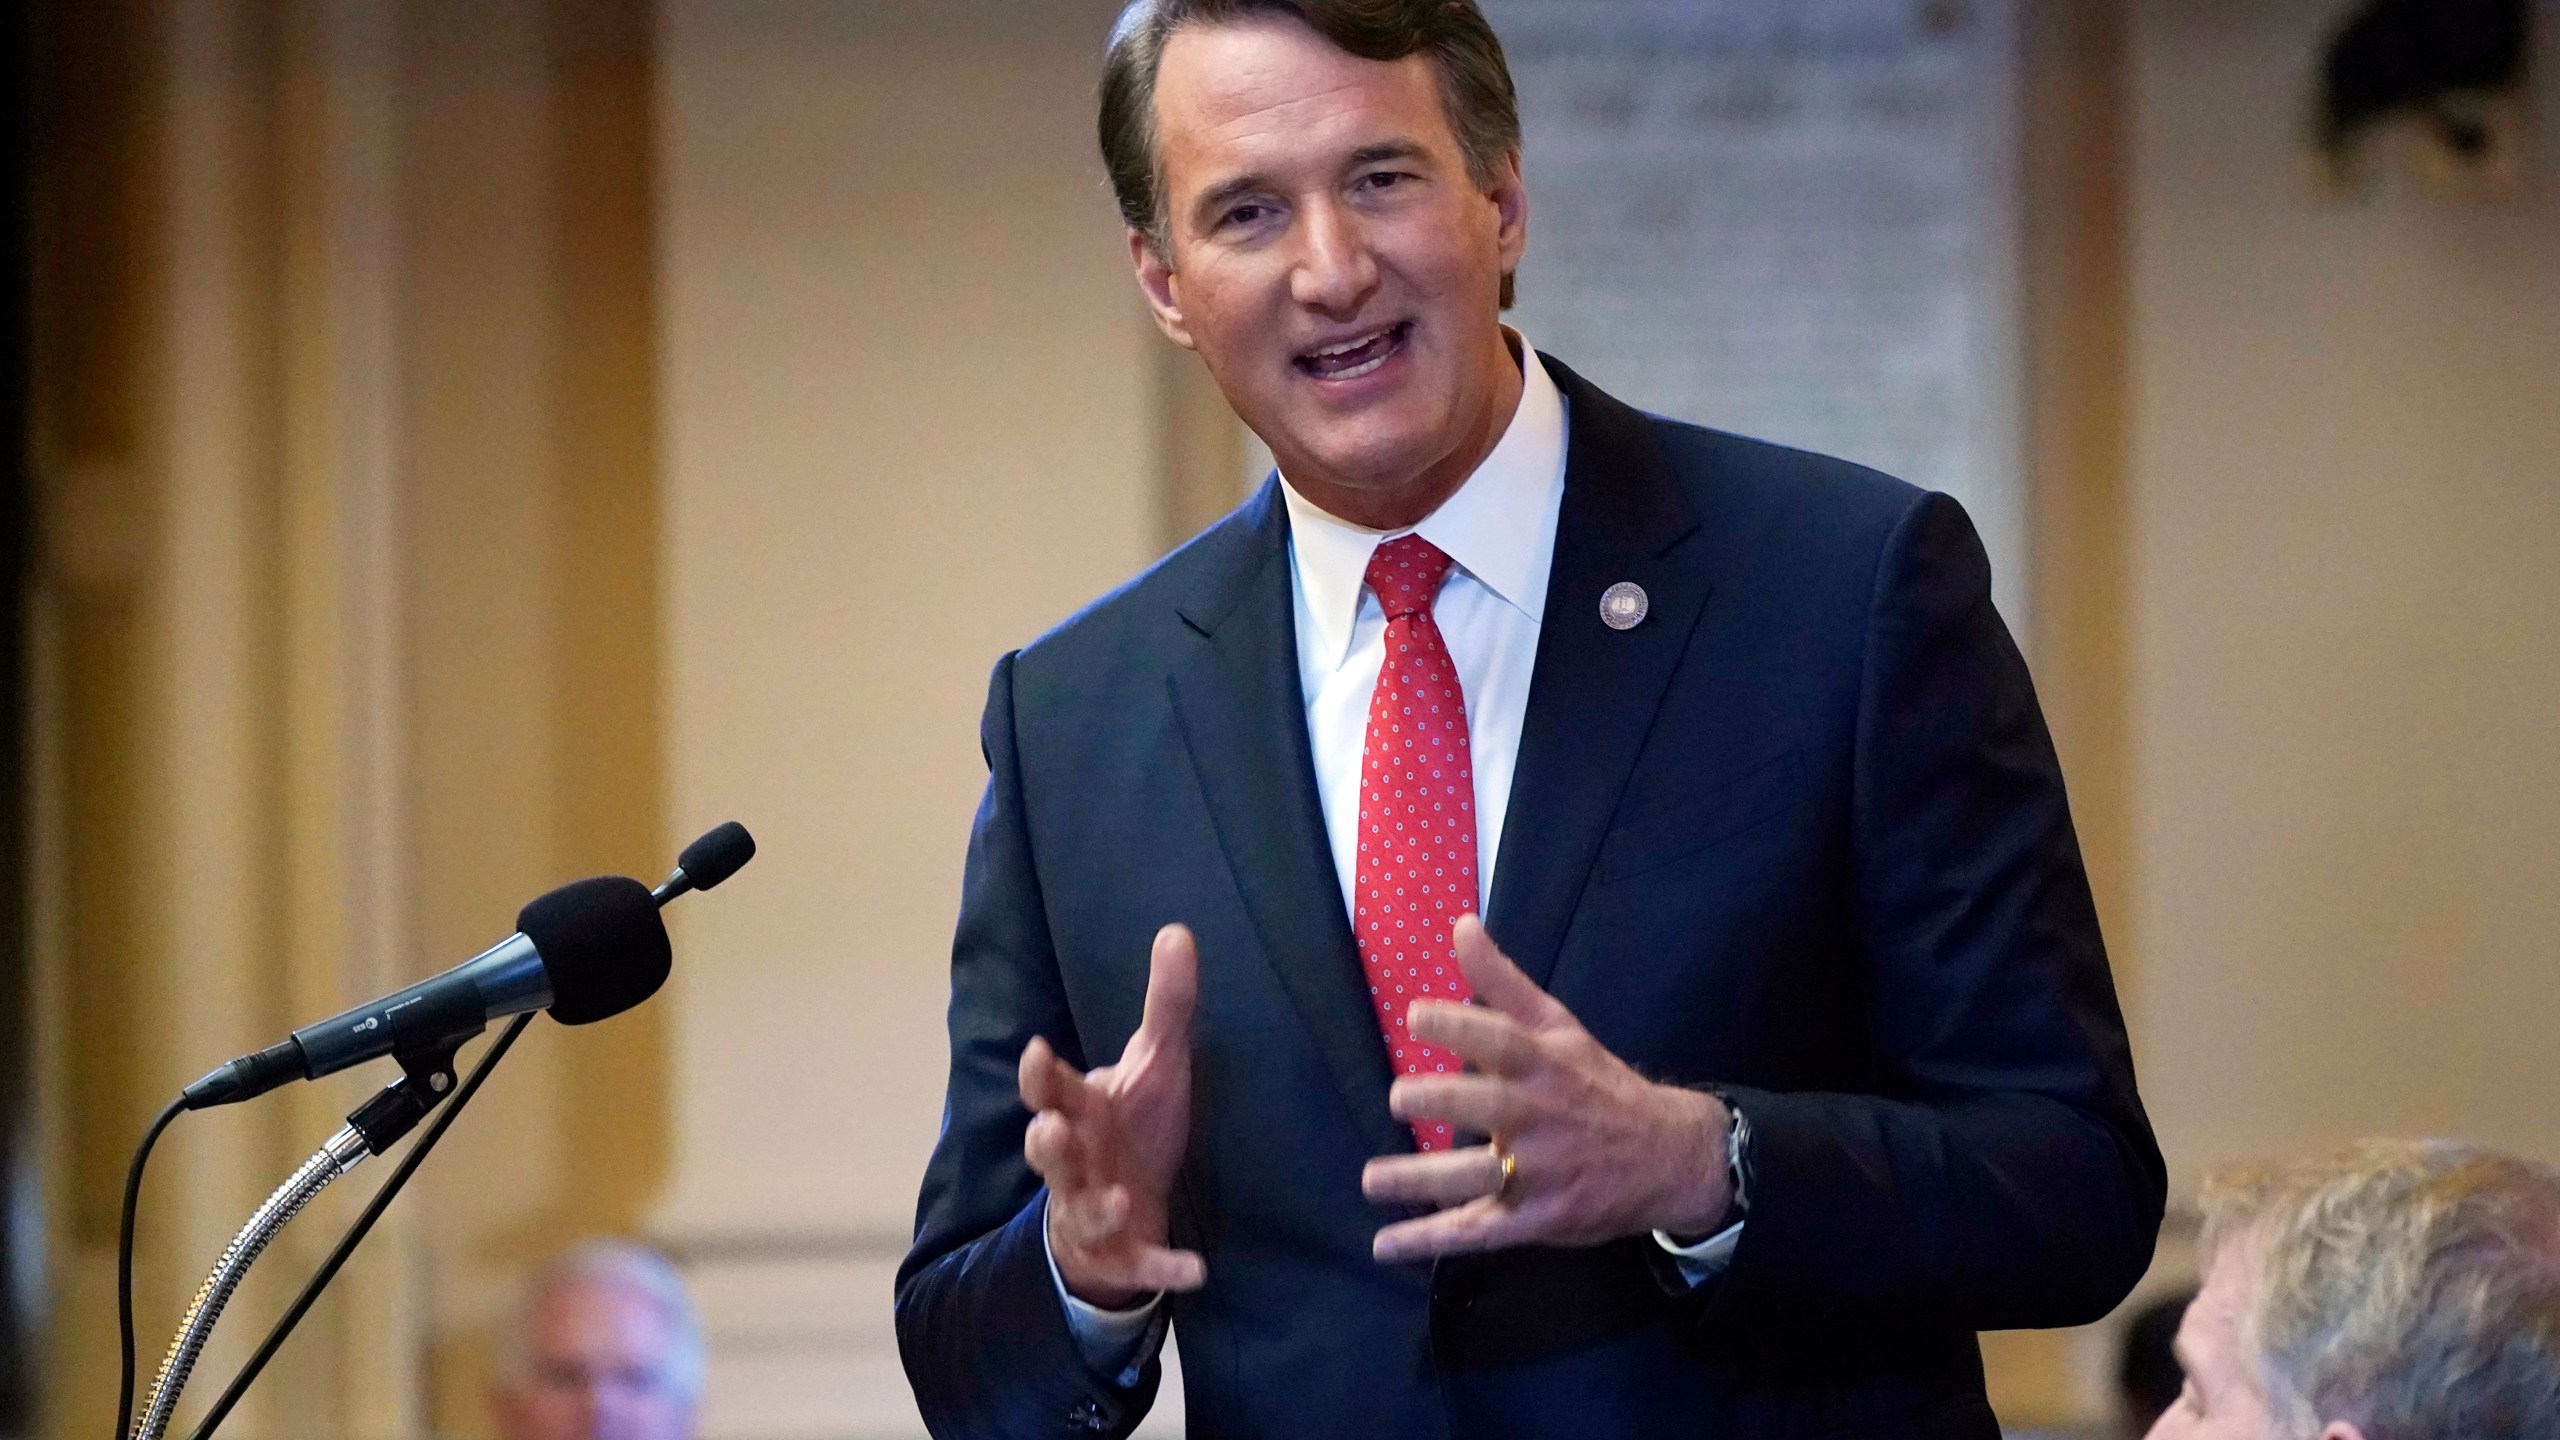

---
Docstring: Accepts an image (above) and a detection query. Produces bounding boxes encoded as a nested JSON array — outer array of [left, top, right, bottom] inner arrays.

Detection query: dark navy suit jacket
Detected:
[[895, 359, 2164, 1439]]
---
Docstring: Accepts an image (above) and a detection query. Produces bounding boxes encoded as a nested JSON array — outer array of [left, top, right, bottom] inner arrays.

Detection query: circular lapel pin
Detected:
[[1599, 581, 1649, 631]]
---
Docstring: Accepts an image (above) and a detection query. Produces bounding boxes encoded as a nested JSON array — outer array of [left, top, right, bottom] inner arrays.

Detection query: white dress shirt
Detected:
[[1051, 342, 1738, 1378], [1284, 339, 1564, 920]]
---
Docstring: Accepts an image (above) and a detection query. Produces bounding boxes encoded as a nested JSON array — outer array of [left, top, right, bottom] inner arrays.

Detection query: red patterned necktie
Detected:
[[1353, 535, 1480, 1152]]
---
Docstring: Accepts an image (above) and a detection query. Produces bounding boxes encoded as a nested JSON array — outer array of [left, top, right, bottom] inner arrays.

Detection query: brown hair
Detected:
[[1098, 0, 1522, 305]]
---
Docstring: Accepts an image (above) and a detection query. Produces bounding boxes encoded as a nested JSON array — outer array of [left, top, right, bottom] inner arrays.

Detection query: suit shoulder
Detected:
[[1646, 414, 1928, 545], [1005, 482, 1278, 692], [1634, 415, 1968, 636]]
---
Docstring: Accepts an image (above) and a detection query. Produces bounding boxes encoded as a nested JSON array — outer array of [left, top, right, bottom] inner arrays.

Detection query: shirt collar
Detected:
[[1278, 335, 1567, 671]]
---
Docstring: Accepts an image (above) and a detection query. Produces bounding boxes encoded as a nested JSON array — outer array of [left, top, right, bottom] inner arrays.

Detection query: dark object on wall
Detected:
[[2319, 0, 2529, 164]]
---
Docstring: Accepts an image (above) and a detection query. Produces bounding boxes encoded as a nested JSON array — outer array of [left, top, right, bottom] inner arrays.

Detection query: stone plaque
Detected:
[[1489, 0, 2029, 627]]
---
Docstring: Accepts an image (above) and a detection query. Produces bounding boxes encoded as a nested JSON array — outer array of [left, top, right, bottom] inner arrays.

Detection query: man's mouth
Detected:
[[1295, 321, 1412, 381]]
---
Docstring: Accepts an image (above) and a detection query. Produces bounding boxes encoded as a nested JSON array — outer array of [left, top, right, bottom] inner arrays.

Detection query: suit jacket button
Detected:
[[1067, 1397, 1113, 1432]]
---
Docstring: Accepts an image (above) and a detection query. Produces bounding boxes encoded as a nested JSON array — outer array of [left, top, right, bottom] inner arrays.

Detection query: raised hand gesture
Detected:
[[1018, 923, 1207, 1308], [1363, 915, 1734, 1261]]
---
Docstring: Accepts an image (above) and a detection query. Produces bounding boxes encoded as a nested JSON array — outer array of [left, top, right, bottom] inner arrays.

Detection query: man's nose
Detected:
[[1290, 199, 1380, 316]]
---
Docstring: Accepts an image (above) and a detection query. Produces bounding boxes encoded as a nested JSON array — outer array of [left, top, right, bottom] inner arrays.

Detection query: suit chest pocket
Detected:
[[1598, 747, 1806, 884]]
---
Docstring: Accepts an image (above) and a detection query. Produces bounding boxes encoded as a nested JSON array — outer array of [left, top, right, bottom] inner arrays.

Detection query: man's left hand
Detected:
[[1363, 914, 1734, 1263]]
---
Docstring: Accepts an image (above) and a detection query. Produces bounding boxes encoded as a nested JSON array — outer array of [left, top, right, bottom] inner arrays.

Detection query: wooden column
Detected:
[[1977, 0, 2138, 1429]]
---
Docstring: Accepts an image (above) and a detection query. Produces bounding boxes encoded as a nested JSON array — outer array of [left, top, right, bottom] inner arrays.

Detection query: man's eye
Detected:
[[1222, 204, 1267, 228], [1360, 171, 1409, 190]]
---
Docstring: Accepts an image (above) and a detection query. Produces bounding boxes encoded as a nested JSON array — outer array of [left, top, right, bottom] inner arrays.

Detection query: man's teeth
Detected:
[[1302, 324, 1403, 378]]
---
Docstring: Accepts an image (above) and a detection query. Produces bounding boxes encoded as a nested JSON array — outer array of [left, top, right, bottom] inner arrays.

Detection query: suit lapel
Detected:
[[1168, 483, 1407, 1158], [1487, 358, 1712, 991]]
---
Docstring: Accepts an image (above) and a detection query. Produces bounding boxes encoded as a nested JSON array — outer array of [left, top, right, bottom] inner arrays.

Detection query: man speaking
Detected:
[[896, 3, 2165, 1436]]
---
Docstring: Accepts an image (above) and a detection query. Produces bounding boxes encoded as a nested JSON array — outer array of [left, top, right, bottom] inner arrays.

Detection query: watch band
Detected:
[[1721, 1097, 1754, 1216]]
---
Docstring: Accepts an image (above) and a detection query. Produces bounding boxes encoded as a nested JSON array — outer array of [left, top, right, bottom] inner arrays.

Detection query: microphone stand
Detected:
[[177, 1013, 535, 1440], [128, 994, 488, 1440], [119, 832, 743, 1440]]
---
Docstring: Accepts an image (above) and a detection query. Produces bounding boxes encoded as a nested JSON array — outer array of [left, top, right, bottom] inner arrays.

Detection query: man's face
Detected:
[[491, 1279, 698, 1440], [1134, 14, 1527, 525], [2144, 1245, 2278, 1440]]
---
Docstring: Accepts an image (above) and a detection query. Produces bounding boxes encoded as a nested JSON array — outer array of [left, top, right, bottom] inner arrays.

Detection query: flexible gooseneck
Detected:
[[128, 1126, 371, 1440], [116, 824, 751, 1440]]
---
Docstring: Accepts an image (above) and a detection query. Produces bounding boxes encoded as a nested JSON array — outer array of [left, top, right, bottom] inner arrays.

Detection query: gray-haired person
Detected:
[[2147, 1139, 2560, 1440], [491, 1241, 705, 1440]]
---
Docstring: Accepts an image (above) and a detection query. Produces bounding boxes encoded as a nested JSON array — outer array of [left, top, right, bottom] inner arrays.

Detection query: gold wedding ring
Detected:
[[1493, 1141, 1519, 1202]]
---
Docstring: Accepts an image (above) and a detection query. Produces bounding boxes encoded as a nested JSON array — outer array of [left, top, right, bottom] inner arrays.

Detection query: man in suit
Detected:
[[895, 3, 2165, 1437]]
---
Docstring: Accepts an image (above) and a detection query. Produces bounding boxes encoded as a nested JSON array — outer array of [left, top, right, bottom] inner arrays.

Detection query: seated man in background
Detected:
[[490, 1241, 704, 1440], [2147, 1140, 2560, 1440]]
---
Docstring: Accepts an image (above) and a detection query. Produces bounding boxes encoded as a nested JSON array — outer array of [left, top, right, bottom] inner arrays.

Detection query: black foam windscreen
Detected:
[[515, 875, 673, 1026], [678, 821, 756, 892]]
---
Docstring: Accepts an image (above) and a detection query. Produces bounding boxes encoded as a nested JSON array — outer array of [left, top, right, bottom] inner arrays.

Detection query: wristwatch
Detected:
[[1722, 1097, 1754, 1218], [1663, 1092, 1752, 1245]]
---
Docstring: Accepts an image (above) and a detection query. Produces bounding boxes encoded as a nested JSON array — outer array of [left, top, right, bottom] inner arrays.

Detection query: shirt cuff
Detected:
[[1044, 1195, 1167, 1385], [1652, 1217, 1745, 1286], [1650, 1095, 1752, 1288]]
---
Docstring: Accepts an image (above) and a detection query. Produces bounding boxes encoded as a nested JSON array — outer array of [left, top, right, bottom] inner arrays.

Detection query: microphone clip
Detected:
[[345, 988, 489, 1155]]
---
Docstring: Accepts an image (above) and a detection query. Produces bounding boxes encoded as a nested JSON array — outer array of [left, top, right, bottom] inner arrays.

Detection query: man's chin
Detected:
[[1293, 444, 1447, 500], [1271, 410, 1456, 490]]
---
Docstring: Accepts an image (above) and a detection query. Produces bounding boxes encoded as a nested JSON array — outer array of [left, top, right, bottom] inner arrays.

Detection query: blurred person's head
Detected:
[[1100, 0, 1528, 530], [2119, 1288, 2198, 1437], [2145, 1140, 2560, 1440], [490, 1240, 704, 1440]]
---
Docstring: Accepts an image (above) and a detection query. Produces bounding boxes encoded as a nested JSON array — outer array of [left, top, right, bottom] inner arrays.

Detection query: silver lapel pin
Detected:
[[1599, 581, 1649, 631]]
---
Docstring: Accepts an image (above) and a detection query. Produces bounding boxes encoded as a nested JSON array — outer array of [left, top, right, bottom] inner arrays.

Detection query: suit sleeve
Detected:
[[1695, 492, 2166, 1338], [893, 652, 1163, 1439]]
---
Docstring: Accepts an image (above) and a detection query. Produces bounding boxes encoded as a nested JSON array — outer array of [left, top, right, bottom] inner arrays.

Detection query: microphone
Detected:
[[183, 875, 670, 1109], [180, 822, 753, 1111], [180, 855, 691, 1101], [651, 819, 756, 904]]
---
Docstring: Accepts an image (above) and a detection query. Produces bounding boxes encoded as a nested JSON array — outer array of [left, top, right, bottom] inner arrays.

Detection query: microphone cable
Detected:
[[181, 1011, 535, 1440], [116, 1095, 190, 1440]]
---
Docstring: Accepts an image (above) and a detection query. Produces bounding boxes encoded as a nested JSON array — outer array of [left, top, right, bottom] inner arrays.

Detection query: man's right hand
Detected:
[[1019, 923, 1207, 1309]]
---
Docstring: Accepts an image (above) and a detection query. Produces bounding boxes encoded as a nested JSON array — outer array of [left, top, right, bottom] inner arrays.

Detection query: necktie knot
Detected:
[[1365, 535, 1455, 621]]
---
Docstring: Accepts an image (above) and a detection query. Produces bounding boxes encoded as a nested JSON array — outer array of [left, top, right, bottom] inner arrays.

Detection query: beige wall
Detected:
[[2125, 0, 2560, 1194], [652, 0, 1151, 1242], [647, 3, 1172, 1431]]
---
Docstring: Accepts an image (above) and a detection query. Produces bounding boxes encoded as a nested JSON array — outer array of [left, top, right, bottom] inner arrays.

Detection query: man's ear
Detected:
[[1129, 230, 1197, 350], [1489, 150, 1529, 277]]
